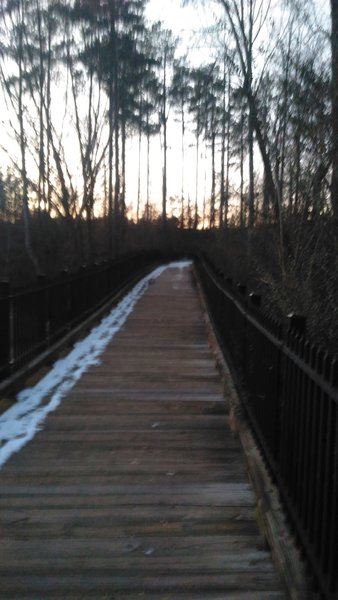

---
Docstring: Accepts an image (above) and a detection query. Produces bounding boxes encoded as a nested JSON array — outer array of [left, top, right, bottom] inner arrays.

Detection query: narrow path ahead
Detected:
[[0, 265, 286, 599]]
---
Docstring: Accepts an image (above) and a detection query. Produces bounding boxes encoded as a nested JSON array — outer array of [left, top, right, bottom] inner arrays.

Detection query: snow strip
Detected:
[[0, 260, 192, 468]]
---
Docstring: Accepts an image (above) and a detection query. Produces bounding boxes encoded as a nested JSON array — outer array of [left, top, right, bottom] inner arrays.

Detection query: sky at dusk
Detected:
[[0, 0, 331, 221]]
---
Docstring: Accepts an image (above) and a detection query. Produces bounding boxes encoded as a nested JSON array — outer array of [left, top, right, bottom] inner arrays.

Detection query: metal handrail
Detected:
[[196, 257, 338, 600]]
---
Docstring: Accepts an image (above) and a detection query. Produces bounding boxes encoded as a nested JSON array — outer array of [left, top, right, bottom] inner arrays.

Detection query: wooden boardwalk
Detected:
[[0, 266, 287, 599]]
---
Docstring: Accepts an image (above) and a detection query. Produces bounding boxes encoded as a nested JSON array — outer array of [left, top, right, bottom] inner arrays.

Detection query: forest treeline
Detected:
[[0, 0, 337, 351]]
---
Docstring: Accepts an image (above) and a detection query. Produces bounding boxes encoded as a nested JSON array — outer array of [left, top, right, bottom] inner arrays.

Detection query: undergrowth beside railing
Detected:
[[196, 257, 338, 600]]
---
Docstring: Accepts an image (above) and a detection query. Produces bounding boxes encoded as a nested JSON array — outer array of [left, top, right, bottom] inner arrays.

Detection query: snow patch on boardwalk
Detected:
[[0, 261, 192, 467]]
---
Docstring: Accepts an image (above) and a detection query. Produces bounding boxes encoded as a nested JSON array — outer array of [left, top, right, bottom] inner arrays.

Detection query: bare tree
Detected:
[[66, 3, 109, 259], [0, 0, 41, 273], [170, 59, 191, 227]]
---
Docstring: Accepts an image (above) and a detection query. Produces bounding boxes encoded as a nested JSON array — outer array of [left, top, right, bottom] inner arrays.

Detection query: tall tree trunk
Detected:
[[108, 10, 114, 258], [108, 79, 114, 257], [248, 104, 255, 228], [240, 107, 245, 228], [194, 130, 199, 230], [137, 119, 142, 222], [294, 130, 301, 215], [121, 113, 126, 220], [220, 0, 280, 225], [248, 92, 279, 220], [224, 74, 231, 228], [219, 63, 226, 227], [279, 28, 292, 207], [162, 121, 167, 226], [103, 157, 108, 218], [180, 96, 185, 228], [36, 0, 46, 213], [220, 140, 226, 227], [162, 49, 167, 228], [112, 2, 120, 255], [146, 123, 150, 221], [203, 148, 207, 229], [288, 154, 294, 215], [114, 84, 119, 247], [247, 2, 255, 229], [210, 131, 216, 228], [18, 0, 40, 274], [46, 12, 52, 214]]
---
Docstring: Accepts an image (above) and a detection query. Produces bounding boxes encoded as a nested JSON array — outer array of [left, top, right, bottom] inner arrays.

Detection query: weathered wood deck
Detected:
[[0, 265, 287, 599]]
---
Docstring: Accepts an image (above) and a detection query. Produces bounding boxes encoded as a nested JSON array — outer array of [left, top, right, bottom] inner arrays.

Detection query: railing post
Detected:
[[108, 259, 114, 295], [237, 283, 246, 297], [81, 265, 89, 315], [0, 282, 11, 379], [37, 275, 50, 349], [249, 292, 261, 308], [236, 283, 247, 373], [287, 313, 306, 336], [62, 269, 71, 332]]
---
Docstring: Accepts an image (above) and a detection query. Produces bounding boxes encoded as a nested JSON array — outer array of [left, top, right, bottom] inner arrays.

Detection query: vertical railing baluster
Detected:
[[0, 282, 10, 380], [9, 285, 15, 374], [37, 275, 49, 350]]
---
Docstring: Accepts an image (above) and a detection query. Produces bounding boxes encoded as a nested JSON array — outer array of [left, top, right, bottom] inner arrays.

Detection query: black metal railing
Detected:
[[196, 257, 338, 600], [0, 252, 160, 383]]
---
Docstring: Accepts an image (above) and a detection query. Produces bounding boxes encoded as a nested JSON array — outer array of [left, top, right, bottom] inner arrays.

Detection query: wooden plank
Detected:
[[0, 266, 287, 598], [0, 572, 287, 597], [42, 414, 230, 430]]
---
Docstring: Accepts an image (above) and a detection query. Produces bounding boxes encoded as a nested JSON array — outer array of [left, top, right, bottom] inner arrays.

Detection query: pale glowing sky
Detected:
[[145, 0, 216, 46]]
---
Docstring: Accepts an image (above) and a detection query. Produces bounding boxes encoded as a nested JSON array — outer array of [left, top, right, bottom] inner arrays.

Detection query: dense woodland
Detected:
[[0, 0, 337, 351]]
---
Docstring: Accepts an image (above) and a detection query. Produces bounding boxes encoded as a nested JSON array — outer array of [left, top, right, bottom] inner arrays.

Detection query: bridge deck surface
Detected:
[[0, 265, 286, 599]]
